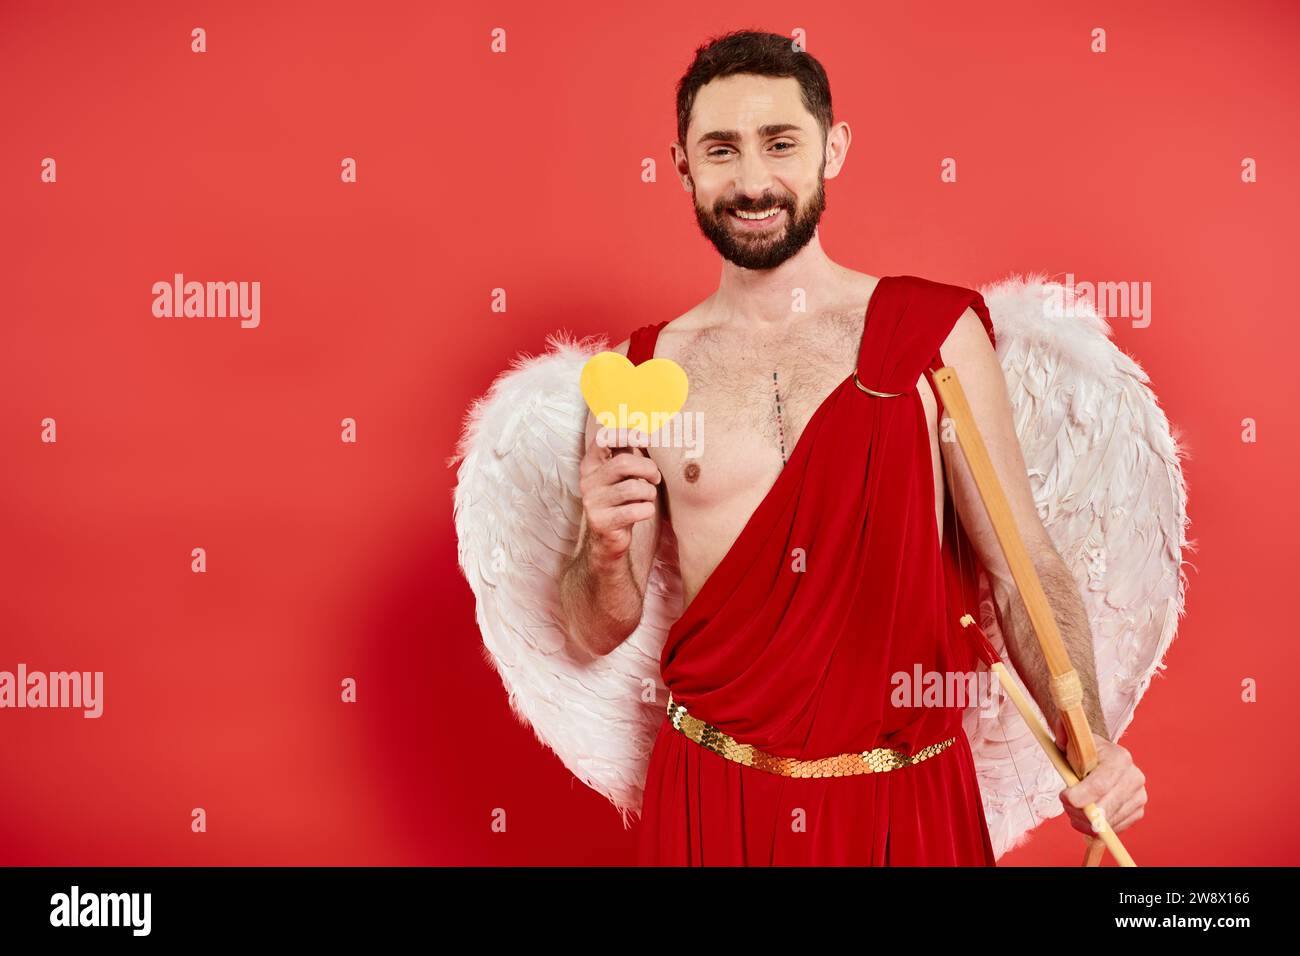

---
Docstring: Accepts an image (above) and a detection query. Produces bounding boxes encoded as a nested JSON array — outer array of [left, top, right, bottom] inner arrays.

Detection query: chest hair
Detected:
[[674, 310, 865, 456]]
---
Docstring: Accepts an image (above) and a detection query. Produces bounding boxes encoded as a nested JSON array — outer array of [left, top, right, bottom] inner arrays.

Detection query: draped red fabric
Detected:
[[630, 275, 1000, 866]]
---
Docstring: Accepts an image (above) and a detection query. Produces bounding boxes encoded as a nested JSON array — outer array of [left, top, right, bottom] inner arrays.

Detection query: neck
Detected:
[[711, 232, 846, 328]]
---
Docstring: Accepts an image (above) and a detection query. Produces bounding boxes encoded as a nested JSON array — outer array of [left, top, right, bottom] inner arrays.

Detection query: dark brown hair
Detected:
[[675, 30, 834, 148]]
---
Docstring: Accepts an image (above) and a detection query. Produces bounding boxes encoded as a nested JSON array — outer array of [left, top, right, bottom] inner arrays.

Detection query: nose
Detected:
[[732, 147, 776, 205]]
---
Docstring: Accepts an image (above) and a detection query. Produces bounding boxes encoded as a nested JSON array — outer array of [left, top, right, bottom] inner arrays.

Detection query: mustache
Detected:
[[716, 198, 792, 214]]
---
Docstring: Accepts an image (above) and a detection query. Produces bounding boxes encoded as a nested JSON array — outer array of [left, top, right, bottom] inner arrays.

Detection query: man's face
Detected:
[[682, 74, 827, 271]]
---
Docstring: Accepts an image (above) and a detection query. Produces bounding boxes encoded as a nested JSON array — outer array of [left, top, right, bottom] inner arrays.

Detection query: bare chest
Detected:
[[662, 311, 862, 459], [646, 315, 946, 598]]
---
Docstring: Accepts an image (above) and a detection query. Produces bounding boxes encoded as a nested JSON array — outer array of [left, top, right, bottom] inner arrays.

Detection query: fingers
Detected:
[[578, 421, 663, 563], [1059, 795, 1115, 838], [606, 500, 658, 525], [1058, 749, 1147, 836], [1063, 741, 1130, 811], [1061, 797, 1144, 838], [581, 441, 662, 489], [580, 460, 661, 535], [1058, 797, 1095, 836], [1107, 789, 1147, 833], [600, 476, 661, 507], [1106, 765, 1148, 832], [586, 498, 657, 541]]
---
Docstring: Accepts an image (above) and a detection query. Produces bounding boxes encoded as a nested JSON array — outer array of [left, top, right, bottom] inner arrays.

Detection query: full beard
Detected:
[[693, 176, 827, 271]]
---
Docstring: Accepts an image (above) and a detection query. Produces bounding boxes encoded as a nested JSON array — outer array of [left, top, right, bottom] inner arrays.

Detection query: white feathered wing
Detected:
[[959, 273, 1189, 857], [450, 334, 680, 827], [451, 275, 1189, 854]]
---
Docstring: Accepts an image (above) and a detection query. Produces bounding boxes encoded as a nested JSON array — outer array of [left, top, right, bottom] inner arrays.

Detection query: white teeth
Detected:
[[733, 207, 780, 220]]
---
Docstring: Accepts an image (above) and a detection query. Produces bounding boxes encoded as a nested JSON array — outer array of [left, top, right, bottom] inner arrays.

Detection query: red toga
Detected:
[[631, 275, 999, 866]]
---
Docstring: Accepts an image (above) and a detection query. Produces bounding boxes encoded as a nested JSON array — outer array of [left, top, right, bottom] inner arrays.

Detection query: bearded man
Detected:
[[557, 30, 1147, 866]]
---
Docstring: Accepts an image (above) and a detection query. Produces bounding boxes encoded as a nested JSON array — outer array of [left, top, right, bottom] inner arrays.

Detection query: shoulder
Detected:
[[660, 299, 712, 337], [626, 302, 708, 360], [890, 273, 984, 308], [891, 273, 995, 351]]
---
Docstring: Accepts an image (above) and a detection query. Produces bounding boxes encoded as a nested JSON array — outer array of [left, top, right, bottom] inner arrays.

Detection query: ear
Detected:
[[669, 142, 693, 192]]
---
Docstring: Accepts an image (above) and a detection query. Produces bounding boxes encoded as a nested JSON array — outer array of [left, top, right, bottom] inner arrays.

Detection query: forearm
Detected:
[[993, 551, 1108, 740], [559, 539, 645, 656]]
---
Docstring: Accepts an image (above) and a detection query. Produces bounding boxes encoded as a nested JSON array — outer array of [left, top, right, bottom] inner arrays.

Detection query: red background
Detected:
[[2, 0, 1296, 865]]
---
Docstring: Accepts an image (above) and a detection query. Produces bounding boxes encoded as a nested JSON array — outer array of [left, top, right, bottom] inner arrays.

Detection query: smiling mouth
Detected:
[[727, 206, 786, 230]]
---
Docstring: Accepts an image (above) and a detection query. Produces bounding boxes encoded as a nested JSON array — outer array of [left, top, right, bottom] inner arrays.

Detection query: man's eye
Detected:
[[772, 141, 795, 151], [708, 148, 733, 158]]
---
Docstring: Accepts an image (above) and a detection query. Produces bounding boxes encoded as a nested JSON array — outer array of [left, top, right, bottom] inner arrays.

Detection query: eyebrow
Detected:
[[696, 123, 803, 146]]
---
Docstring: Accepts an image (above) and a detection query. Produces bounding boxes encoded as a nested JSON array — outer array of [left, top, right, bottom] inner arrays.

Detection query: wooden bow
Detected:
[[928, 364, 1136, 868]]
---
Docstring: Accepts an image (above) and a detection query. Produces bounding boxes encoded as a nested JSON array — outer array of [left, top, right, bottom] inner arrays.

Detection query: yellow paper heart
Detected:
[[580, 351, 689, 437]]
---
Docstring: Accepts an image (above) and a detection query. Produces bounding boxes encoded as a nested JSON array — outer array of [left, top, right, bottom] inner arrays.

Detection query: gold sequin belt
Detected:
[[665, 692, 956, 779]]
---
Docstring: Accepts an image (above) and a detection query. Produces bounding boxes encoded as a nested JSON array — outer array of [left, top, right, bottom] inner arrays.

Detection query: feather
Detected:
[[452, 277, 1189, 856], [451, 332, 678, 827], [962, 273, 1189, 857]]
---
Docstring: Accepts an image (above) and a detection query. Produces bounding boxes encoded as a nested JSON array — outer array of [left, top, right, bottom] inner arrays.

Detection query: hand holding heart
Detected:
[[579, 351, 689, 446], [574, 351, 688, 565]]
